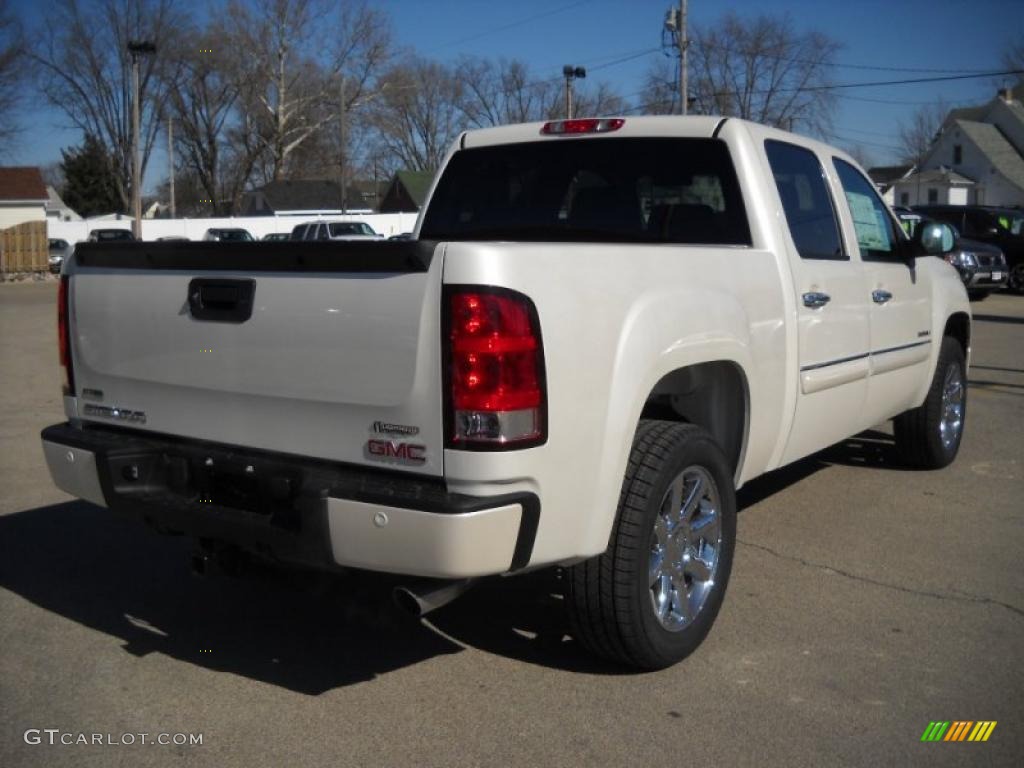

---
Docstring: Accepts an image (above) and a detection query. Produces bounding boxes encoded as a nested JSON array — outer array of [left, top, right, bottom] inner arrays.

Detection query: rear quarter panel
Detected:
[[441, 241, 788, 565]]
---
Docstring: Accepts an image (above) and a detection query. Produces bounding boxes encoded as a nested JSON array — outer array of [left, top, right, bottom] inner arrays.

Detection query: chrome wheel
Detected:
[[939, 362, 964, 450], [649, 466, 722, 632]]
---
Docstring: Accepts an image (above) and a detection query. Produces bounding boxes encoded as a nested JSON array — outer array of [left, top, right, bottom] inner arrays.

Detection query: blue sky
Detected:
[[9, 0, 1023, 190]]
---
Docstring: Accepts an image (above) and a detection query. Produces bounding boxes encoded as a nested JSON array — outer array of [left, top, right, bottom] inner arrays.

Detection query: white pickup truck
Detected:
[[42, 116, 970, 670]]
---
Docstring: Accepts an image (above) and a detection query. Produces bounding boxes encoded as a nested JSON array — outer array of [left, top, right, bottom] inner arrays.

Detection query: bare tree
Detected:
[[639, 56, 678, 115], [370, 58, 463, 172], [1003, 41, 1024, 73], [0, 0, 24, 154], [571, 82, 627, 120], [688, 12, 839, 135], [32, 0, 186, 211], [167, 28, 251, 214], [843, 143, 874, 170], [223, 0, 393, 180], [897, 100, 949, 166], [457, 57, 558, 127]]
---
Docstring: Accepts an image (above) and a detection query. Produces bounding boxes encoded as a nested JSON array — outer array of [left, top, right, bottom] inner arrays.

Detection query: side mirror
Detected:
[[914, 220, 957, 256]]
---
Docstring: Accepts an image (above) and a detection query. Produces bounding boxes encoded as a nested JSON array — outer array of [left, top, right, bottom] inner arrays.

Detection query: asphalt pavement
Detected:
[[1, 281, 1021, 767]]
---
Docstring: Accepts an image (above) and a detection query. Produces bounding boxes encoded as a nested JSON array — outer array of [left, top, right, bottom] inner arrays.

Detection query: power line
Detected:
[[430, 1, 589, 52], [826, 132, 903, 153], [836, 93, 990, 106], [801, 69, 1024, 93], [697, 39, 1002, 76], [587, 48, 661, 73]]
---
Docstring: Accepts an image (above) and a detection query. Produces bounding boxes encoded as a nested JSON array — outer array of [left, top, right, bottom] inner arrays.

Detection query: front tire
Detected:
[[893, 336, 966, 469], [565, 421, 736, 670]]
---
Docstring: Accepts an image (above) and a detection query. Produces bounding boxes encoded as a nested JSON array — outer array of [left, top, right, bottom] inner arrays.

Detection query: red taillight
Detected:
[[58, 275, 74, 395], [541, 118, 625, 135], [446, 288, 545, 448]]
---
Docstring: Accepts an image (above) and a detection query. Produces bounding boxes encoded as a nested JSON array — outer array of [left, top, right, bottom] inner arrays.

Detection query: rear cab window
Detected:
[[420, 137, 751, 245], [764, 140, 844, 260]]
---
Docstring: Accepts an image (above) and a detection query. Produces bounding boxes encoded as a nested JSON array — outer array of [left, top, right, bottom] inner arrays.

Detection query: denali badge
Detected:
[[366, 439, 426, 465], [372, 421, 420, 437], [83, 404, 147, 424]]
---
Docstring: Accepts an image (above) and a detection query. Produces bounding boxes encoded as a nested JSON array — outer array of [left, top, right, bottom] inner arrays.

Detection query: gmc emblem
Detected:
[[366, 439, 426, 465]]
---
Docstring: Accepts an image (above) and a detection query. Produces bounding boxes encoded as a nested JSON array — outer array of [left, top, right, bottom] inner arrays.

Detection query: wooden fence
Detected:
[[0, 220, 48, 273]]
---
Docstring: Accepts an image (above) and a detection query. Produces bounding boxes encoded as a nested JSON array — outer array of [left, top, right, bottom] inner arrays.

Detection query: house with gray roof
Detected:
[[892, 83, 1024, 208], [241, 179, 385, 216]]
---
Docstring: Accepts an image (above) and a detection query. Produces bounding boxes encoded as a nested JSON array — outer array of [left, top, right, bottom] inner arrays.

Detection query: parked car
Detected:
[[895, 208, 1007, 299], [87, 228, 135, 242], [289, 221, 383, 241], [914, 205, 1024, 293], [262, 232, 290, 242], [203, 228, 254, 242], [48, 239, 72, 273]]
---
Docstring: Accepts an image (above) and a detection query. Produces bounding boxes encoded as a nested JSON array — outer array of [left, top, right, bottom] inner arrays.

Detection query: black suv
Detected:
[[914, 205, 1024, 293]]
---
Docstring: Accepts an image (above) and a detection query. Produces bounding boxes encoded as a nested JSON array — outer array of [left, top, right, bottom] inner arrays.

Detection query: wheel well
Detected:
[[944, 312, 970, 358], [639, 361, 748, 475]]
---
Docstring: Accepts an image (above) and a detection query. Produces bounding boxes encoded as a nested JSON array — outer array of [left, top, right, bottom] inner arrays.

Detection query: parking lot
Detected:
[[1, 281, 1021, 767]]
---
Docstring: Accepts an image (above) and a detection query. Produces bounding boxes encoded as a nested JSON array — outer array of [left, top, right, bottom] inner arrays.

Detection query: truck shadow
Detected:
[[0, 430, 912, 684], [0, 501, 461, 695]]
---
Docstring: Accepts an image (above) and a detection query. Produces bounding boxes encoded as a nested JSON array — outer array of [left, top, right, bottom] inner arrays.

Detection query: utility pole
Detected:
[[339, 75, 347, 215], [563, 66, 586, 119], [167, 116, 176, 218], [679, 0, 688, 116], [128, 40, 156, 239]]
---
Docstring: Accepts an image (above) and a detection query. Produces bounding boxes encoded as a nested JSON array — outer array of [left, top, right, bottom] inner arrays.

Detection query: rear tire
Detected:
[[565, 420, 736, 670], [1008, 262, 1024, 294], [893, 336, 966, 469]]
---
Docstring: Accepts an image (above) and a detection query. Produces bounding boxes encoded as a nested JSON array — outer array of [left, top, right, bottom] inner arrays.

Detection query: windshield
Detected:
[[328, 222, 375, 237], [214, 229, 253, 241], [420, 137, 751, 245], [95, 230, 133, 241]]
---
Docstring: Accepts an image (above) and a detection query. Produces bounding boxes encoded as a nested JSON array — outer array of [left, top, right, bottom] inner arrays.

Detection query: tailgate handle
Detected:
[[188, 278, 255, 323]]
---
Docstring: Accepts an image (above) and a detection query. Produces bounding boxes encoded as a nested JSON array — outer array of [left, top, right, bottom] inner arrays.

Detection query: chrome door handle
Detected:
[[802, 291, 831, 309], [872, 290, 893, 304]]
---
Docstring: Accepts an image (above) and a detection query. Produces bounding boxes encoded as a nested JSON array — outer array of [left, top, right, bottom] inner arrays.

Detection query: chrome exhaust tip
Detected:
[[392, 578, 476, 617]]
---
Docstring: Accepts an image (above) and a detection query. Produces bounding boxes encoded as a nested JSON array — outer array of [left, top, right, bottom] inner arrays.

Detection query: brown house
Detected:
[[0, 167, 49, 230]]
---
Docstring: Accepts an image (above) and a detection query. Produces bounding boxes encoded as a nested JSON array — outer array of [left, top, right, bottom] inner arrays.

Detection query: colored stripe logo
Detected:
[[921, 721, 997, 742]]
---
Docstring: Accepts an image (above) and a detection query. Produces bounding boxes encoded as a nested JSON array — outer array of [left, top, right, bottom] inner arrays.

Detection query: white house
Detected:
[[890, 167, 976, 208], [0, 167, 49, 229], [894, 85, 1024, 208], [45, 185, 82, 222]]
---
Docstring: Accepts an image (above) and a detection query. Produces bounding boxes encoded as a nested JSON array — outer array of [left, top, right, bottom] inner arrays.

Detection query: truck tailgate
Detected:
[[68, 241, 445, 476]]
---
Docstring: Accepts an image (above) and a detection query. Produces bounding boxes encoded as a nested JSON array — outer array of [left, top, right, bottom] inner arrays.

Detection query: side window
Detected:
[[833, 158, 902, 261], [765, 140, 844, 260]]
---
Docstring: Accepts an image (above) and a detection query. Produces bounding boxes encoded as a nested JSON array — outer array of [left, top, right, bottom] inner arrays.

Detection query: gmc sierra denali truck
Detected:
[[42, 116, 970, 670]]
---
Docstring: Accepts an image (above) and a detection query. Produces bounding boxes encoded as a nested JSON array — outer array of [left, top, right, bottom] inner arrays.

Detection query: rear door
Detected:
[[831, 158, 933, 424], [764, 140, 871, 464], [69, 241, 446, 476]]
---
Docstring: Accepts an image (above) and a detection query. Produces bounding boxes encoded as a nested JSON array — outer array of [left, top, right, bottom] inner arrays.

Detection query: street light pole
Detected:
[[128, 40, 156, 239], [679, 0, 688, 116], [339, 75, 347, 215], [563, 66, 586, 119], [167, 116, 175, 218]]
